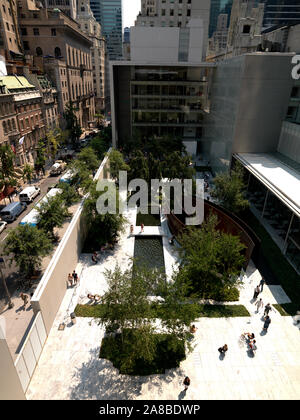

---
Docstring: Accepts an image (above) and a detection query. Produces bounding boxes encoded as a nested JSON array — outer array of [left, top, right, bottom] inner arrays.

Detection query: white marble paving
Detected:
[[25, 203, 300, 400]]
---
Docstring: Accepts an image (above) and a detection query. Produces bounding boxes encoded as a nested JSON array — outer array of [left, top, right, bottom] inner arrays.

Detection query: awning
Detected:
[[234, 153, 300, 218]]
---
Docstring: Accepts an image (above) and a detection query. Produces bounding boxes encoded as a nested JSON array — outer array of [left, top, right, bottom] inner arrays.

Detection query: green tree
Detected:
[[35, 140, 47, 176], [94, 112, 104, 128], [83, 181, 125, 250], [128, 150, 149, 182], [3, 224, 53, 279], [176, 214, 246, 300], [109, 148, 130, 181], [63, 101, 82, 146], [22, 164, 34, 184], [46, 129, 60, 160], [37, 195, 70, 241], [0, 144, 17, 191], [211, 164, 249, 215], [59, 182, 81, 207], [99, 261, 197, 374], [89, 134, 110, 160], [76, 147, 100, 172]]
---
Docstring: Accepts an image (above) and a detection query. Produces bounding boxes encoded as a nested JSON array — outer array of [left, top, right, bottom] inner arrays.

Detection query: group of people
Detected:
[[253, 277, 273, 332], [67, 270, 79, 287], [87, 293, 101, 303]]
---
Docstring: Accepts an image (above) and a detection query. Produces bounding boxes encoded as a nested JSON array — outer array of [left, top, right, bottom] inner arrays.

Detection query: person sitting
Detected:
[[94, 294, 101, 302], [87, 293, 95, 301], [218, 344, 228, 354], [169, 236, 175, 245], [190, 324, 197, 334], [91, 252, 99, 264]]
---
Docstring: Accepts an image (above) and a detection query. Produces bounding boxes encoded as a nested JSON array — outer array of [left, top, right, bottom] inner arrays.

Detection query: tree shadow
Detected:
[[69, 347, 184, 400]]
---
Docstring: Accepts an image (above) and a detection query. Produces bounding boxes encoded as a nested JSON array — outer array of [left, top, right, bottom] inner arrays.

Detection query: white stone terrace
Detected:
[[26, 202, 300, 400]]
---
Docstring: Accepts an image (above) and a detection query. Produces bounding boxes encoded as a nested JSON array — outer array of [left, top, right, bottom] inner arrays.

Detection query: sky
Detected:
[[122, 0, 141, 29]]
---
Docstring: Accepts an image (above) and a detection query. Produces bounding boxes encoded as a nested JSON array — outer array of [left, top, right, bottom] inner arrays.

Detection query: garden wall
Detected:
[[31, 149, 111, 334]]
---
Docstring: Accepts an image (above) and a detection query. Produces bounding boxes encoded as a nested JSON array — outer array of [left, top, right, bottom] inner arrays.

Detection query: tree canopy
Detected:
[[3, 224, 53, 278], [176, 214, 246, 300], [210, 163, 249, 215]]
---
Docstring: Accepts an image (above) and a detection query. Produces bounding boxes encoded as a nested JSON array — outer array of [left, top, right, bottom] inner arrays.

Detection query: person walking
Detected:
[[183, 376, 190, 391], [67, 273, 73, 287], [264, 303, 272, 317], [72, 270, 78, 285], [20, 292, 29, 310], [255, 298, 264, 313], [141, 223, 144, 233], [130, 224, 134, 235], [263, 315, 271, 332], [253, 285, 260, 300], [260, 277, 266, 292]]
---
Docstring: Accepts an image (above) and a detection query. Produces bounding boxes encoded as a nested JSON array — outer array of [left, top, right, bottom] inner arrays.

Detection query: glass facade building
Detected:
[[90, 0, 123, 60], [209, 0, 233, 37], [111, 63, 214, 155], [262, 0, 300, 28]]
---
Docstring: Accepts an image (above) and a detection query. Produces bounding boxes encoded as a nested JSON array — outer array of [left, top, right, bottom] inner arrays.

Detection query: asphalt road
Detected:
[[0, 172, 65, 310]]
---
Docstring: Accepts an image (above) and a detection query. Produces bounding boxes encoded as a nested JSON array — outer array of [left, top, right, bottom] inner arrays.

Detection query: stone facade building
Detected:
[[19, 4, 95, 129], [77, 0, 106, 112], [0, 0, 23, 60], [0, 74, 45, 166]]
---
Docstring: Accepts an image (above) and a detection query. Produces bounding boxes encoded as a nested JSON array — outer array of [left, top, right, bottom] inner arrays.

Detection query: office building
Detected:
[[44, 0, 77, 20], [209, 0, 232, 37], [110, 61, 214, 155], [90, 0, 122, 60], [262, 0, 300, 29], [0, 0, 23, 60], [77, 0, 107, 111], [135, 0, 211, 60], [208, 13, 228, 55], [19, 5, 95, 128]]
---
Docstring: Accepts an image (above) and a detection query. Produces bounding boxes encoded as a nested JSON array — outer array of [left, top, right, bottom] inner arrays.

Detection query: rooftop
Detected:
[[0, 76, 36, 92], [234, 153, 300, 218]]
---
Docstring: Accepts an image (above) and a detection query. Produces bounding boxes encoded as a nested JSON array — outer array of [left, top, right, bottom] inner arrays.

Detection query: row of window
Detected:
[[21, 27, 57, 37], [161, 8, 191, 16], [2, 118, 17, 135]]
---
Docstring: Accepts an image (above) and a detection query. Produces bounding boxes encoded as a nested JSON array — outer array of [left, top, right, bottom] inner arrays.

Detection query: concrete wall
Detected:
[[232, 54, 295, 154], [131, 27, 180, 63], [205, 53, 295, 173], [0, 323, 25, 400], [278, 121, 300, 164]]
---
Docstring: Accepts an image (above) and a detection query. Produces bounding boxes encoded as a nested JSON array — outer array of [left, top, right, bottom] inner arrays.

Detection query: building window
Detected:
[[33, 28, 40, 36], [51, 28, 56, 36], [36, 47, 43, 56], [23, 41, 30, 50], [243, 25, 251, 34], [21, 27, 27, 36], [2, 122, 7, 134], [54, 47, 62, 58]]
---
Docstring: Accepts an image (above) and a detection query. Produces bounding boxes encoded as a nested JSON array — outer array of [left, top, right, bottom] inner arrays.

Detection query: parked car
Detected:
[[19, 186, 41, 203], [0, 221, 7, 233], [0, 201, 27, 222]]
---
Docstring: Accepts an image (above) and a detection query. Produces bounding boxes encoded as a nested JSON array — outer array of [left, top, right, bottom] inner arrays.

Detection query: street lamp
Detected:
[[0, 257, 14, 309]]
